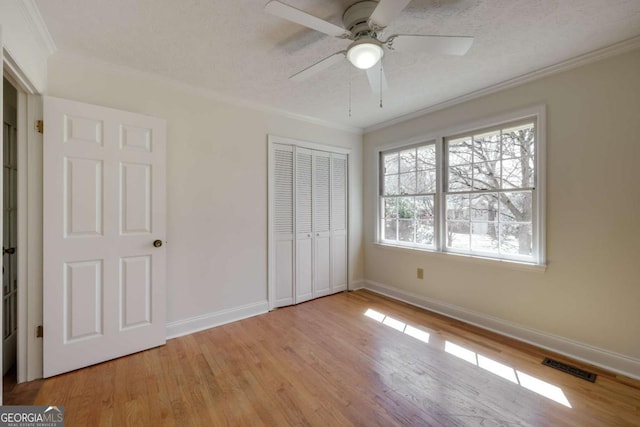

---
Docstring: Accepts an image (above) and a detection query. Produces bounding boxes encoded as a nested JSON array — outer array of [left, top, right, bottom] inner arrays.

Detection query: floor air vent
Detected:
[[542, 357, 597, 382]]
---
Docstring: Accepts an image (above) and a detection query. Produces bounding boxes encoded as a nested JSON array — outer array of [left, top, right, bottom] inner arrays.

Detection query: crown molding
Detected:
[[51, 51, 363, 135], [364, 35, 640, 134], [20, 0, 57, 55]]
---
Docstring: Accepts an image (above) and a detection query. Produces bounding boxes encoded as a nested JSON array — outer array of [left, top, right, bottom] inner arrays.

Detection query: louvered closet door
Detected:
[[271, 144, 295, 308], [295, 148, 314, 303], [331, 154, 348, 292], [313, 151, 332, 298]]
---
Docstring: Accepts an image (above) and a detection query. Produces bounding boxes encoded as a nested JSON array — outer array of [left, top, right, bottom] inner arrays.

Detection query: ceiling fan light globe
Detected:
[[347, 42, 384, 69]]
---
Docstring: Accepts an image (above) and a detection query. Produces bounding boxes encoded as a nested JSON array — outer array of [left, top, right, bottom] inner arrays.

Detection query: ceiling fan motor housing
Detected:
[[343, 1, 379, 38]]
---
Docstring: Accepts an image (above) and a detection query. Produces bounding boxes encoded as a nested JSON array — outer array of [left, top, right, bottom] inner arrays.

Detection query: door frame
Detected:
[[3, 49, 43, 384]]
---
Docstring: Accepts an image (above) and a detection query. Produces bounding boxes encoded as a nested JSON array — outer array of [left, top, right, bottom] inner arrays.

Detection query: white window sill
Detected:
[[373, 243, 547, 273]]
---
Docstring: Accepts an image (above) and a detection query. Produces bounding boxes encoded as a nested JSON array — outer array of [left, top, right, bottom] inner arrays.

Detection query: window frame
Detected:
[[375, 105, 546, 267]]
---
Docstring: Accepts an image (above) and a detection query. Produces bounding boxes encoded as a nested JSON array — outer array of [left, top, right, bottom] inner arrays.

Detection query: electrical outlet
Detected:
[[417, 268, 424, 279]]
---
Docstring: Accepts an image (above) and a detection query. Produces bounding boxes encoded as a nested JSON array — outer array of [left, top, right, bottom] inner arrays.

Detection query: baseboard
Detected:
[[166, 301, 269, 340], [362, 280, 640, 380]]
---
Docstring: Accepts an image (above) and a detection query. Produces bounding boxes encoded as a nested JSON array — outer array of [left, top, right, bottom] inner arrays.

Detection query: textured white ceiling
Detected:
[[35, 0, 640, 130]]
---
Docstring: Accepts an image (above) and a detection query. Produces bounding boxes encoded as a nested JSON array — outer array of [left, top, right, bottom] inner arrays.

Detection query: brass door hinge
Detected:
[[36, 120, 44, 134], [36, 325, 43, 338]]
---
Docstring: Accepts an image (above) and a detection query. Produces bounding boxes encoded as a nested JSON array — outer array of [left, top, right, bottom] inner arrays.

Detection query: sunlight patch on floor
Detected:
[[364, 308, 572, 408], [364, 309, 430, 343]]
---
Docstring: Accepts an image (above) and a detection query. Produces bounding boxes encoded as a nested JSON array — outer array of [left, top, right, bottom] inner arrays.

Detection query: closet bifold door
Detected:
[[313, 151, 332, 298], [271, 144, 295, 308], [295, 148, 314, 303], [331, 153, 348, 292]]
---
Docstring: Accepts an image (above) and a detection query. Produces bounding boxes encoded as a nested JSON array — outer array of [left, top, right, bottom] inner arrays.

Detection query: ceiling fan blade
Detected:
[[366, 62, 388, 96], [290, 51, 346, 82], [265, 1, 351, 38], [368, 0, 412, 30], [388, 35, 474, 56]]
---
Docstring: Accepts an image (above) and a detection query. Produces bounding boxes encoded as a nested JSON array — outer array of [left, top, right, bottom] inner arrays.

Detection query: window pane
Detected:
[[384, 219, 397, 240], [473, 130, 500, 162], [502, 157, 534, 189], [384, 197, 397, 218], [499, 191, 533, 222], [446, 221, 470, 250], [383, 152, 399, 174], [473, 161, 500, 190], [471, 222, 499, 253], [471, 193, 499, 221], [398, 197, 415, 219], [398, 219, 415, 242], [399, 149, 417, 173], [399, 172, 416, 195], [502, 123, 535, 159], [416, 196, 434, 220], [448, 138, 473, 166], [416, 220, 434, 245], [384, 174, 399, 195], [418, 145, 436, 170], [500, 223, 532, 256], [446, 194, 469, 220], [416, 170, 436, 194], [448, 164, 472, 191]]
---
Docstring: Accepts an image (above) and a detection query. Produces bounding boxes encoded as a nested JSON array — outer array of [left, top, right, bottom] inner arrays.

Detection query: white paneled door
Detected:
[[43, 97, 167, 377]]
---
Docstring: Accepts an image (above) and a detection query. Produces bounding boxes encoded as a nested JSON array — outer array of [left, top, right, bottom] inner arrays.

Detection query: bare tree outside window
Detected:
[[381, 144, 436, 248], [446, 123, 535, 256]]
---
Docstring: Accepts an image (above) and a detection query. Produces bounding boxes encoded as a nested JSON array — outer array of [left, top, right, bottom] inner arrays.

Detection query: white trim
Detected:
[[267, 134, 352, 155], [166, 301, 269, 340], [365, 35, 640, 133], [15, 87, 28, 384], [52, 51, 362, 135], [362, 280, 640, 380], [3, 49, 38, 95], [25, 94, 43, 381], [20, 1, 57, 55]]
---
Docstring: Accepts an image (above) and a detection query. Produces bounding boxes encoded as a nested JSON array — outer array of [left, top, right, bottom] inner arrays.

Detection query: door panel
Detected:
[[43, 96, 166, 377], [331, 154, 348, 292], [296, 148, 313, 302], [314, 235, 331, 297], [295, 238, 313, 303], [332, 233, 348, 292], [313, 152, 331, 297], [270, 144, 294, 308]]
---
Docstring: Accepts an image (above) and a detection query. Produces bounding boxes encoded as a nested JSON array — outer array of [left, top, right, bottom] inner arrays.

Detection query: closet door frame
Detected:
[[268, 135, 350, 310]]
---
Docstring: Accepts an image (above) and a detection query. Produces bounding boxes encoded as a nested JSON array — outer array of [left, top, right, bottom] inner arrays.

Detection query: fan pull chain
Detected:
[[348, 66, 352, 118], [379, 61, 383, 109]]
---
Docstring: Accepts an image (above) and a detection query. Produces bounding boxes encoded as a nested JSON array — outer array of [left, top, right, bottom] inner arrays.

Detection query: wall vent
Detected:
[[542, 357, 597, 382]]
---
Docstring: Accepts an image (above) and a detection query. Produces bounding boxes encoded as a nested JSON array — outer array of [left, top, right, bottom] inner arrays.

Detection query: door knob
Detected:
[[153, 240, 163, 248], [3, 247, 15, 255]]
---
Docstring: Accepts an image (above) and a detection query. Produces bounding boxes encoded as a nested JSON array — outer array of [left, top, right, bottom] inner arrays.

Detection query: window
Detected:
[[381, 144, 437, 248], [378, 109, 544, 265]]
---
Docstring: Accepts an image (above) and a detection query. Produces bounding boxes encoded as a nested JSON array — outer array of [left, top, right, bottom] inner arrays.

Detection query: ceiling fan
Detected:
[[265, 0, 474, 93]]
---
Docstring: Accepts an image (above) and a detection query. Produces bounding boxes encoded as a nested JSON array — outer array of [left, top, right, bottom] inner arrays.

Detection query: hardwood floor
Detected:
[[6, 290, 640, 426]]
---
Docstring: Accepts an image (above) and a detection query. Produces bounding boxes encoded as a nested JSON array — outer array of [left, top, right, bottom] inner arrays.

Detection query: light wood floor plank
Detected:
[[4, 290, 639, 426]]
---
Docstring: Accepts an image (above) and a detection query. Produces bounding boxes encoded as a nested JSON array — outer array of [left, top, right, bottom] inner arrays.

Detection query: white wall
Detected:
[[363, 48, 640, 376], [46, 53, 363, 330]]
